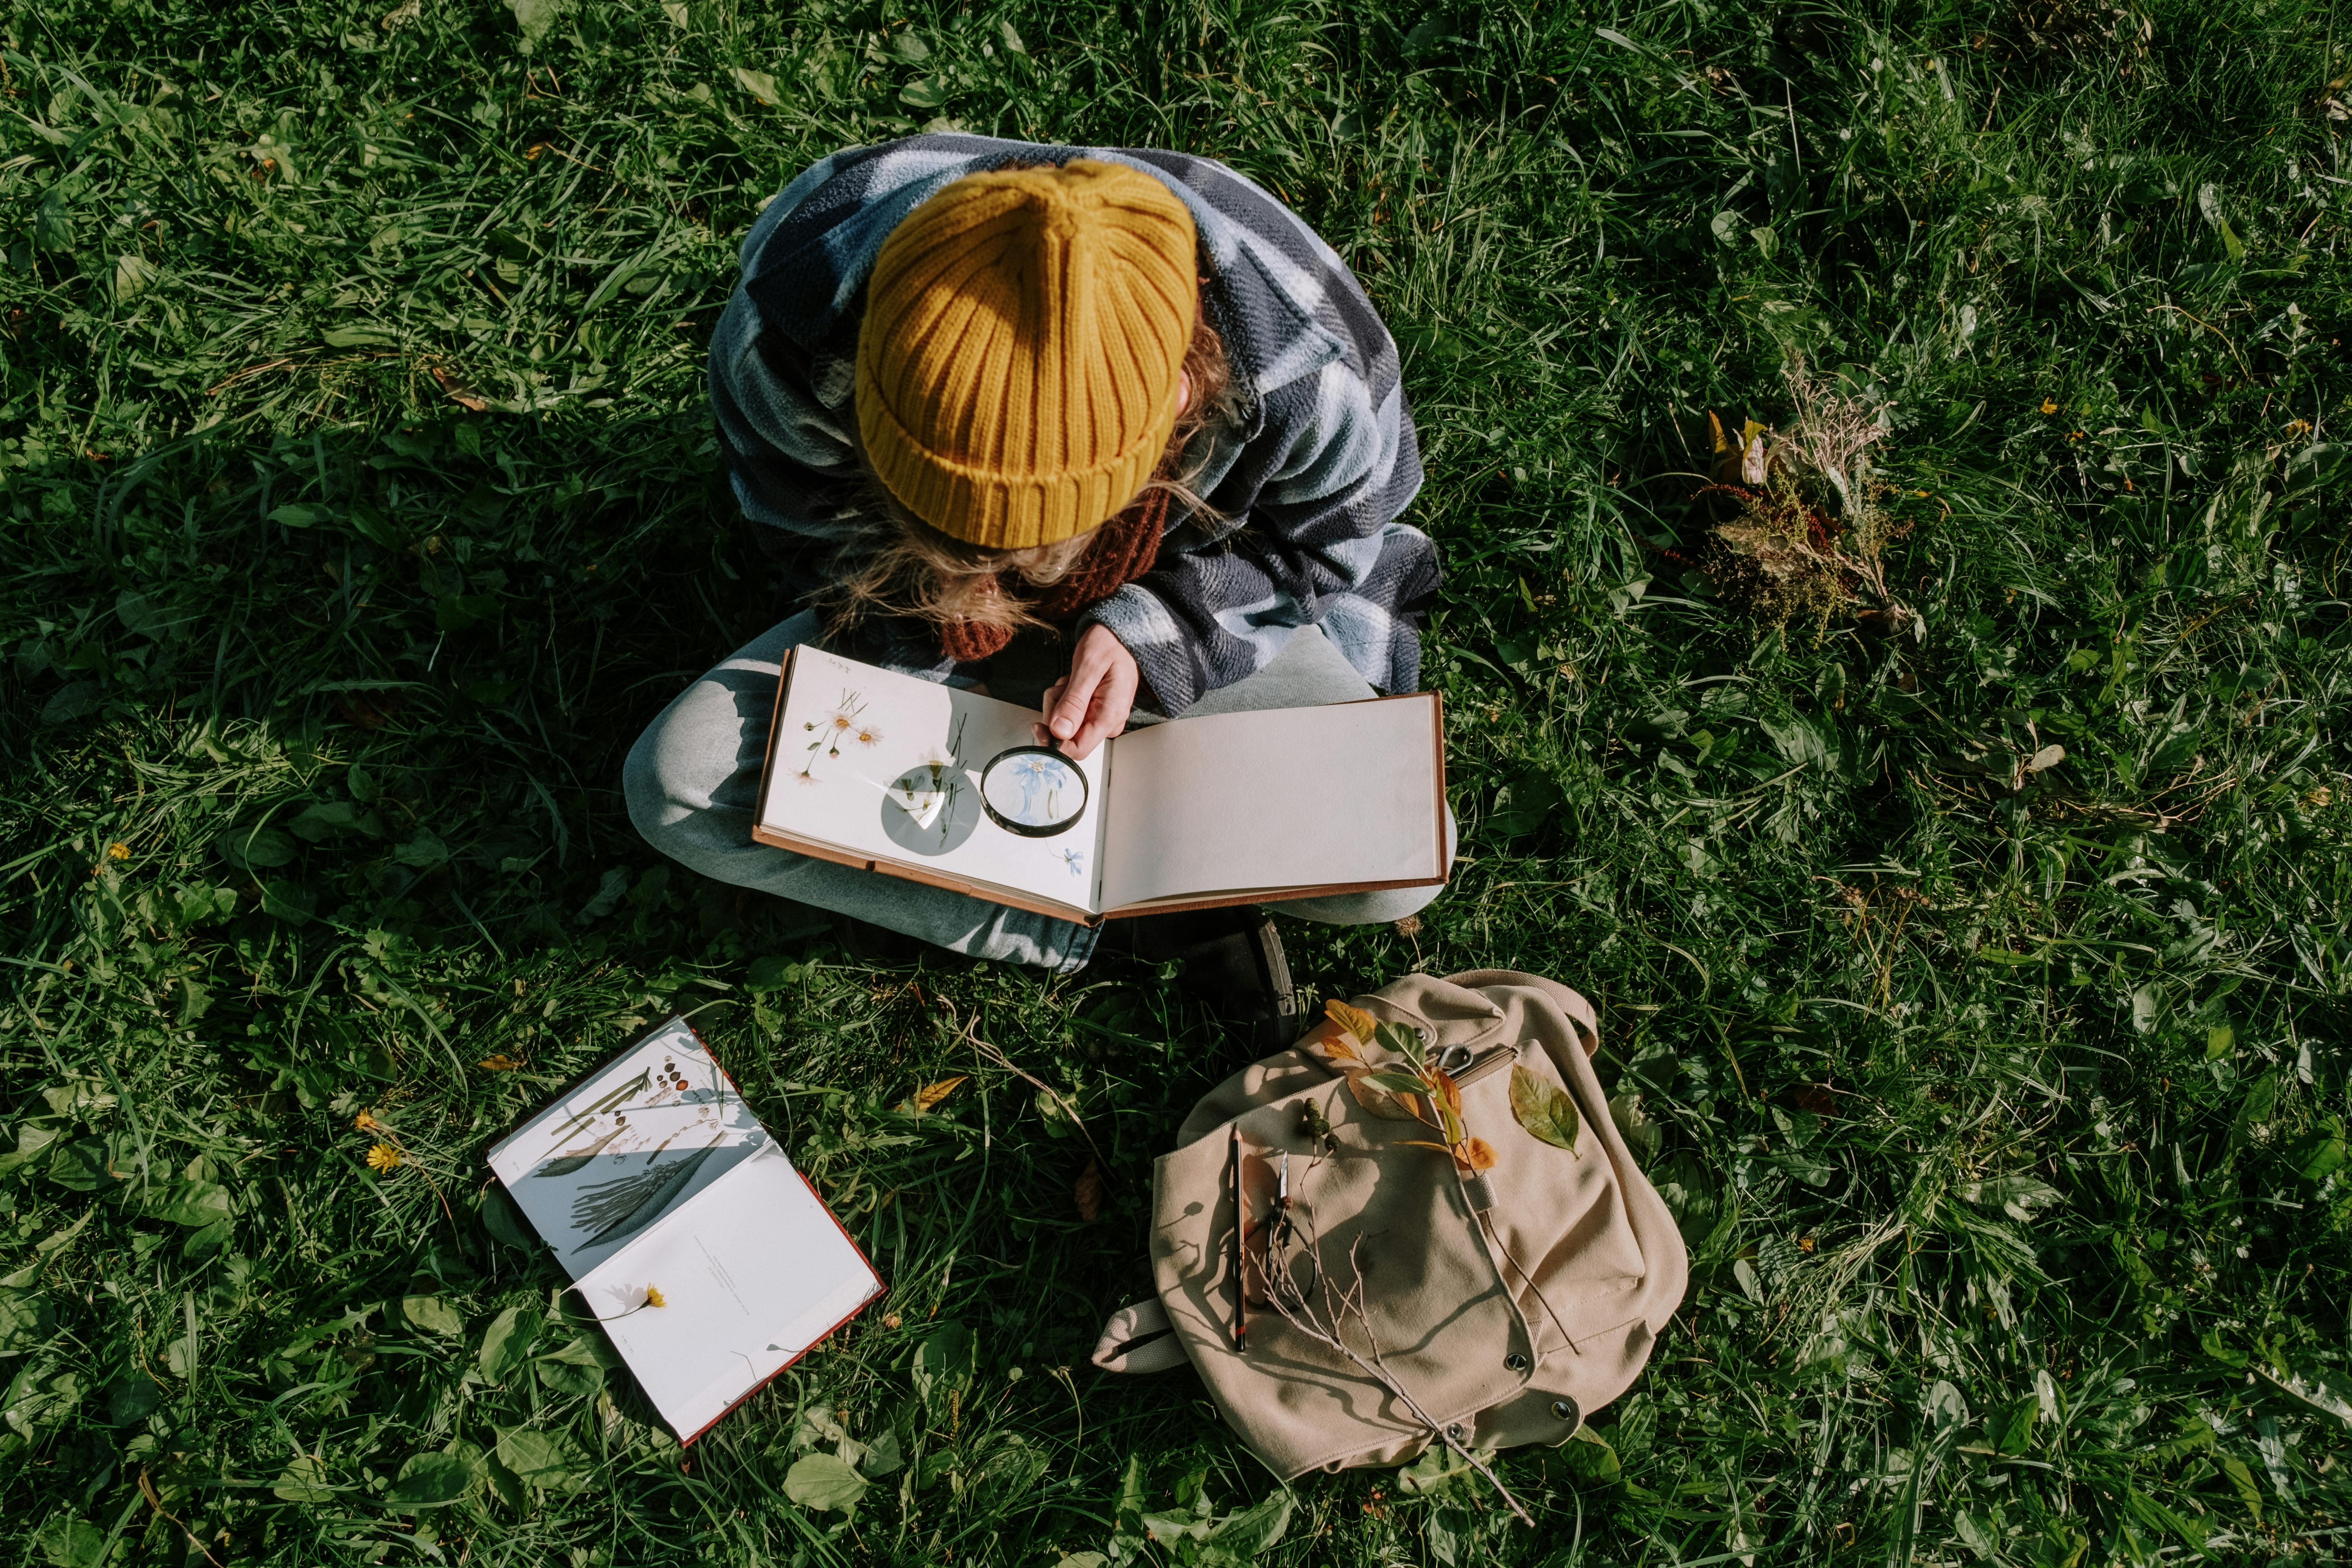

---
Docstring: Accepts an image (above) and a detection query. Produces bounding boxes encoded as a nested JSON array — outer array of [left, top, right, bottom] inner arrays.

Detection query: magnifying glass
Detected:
[[976, 738, 1089, 838]]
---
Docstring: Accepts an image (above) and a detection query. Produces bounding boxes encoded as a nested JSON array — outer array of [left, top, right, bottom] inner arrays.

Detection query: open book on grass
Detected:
[[485, 1016, 882, 1443], [751, 646, 1449, 924]]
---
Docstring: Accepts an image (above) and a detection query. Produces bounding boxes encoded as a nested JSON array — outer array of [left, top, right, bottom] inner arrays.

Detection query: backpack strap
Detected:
[[1090, 1298, 1190, 1374], [1556, 986, 1600, 1056]]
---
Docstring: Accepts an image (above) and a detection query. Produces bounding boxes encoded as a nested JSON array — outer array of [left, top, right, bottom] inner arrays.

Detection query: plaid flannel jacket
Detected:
[[709, 133, 1440, 715]]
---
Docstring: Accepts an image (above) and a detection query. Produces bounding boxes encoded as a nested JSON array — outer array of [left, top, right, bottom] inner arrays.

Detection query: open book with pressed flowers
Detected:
[[751, 646, 1450, 923], [485, 1015, 882, 1442]]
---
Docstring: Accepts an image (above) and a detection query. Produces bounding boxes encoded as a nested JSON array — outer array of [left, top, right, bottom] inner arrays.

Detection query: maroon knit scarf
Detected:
[[937, 487, 1170, 664]]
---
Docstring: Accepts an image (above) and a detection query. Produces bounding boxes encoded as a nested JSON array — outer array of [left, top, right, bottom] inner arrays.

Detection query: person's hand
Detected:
[[1034, 624, 1138, 761]]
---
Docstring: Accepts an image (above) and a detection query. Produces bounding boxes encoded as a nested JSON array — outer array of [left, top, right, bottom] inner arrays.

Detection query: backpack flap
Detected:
[[1114, 970, 1687, 1480], [1148, 1072, 1537, 1480], [1427, 971, 1687, 1453]]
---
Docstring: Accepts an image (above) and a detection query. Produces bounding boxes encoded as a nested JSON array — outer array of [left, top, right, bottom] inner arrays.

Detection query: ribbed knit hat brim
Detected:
[[856, 159, 1198, 551]]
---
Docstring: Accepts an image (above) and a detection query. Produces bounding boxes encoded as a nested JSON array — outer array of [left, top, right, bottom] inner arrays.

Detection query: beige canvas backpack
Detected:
[[1092, 969, 1687, 1482]]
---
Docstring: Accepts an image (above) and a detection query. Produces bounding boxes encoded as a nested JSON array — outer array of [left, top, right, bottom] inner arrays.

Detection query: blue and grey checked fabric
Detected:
[[708, 133, 1441, 715]]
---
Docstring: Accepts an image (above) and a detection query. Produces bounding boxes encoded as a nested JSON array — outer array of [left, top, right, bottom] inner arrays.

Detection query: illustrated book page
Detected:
[[486, 1016, 884, 1444], [751, 646, 1110, 919], [1095, 695, 1446, 913], [485, 1017, 769, 1282], [572, 1146, 883, 1442]]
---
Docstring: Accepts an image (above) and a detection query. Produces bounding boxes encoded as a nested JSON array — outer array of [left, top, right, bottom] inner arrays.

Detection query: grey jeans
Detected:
[[623, 614, 1452, 974]]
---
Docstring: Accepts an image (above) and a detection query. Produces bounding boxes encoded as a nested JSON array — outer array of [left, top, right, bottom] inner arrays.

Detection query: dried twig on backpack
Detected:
[[1255, 1197, 1533, 1525]]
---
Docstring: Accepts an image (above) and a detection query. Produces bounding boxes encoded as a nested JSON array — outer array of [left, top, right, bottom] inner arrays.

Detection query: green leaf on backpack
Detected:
[[1345, 1072, 1421, 1121], [1508, 1065, 1581, 1153], [1375, 1019, 1429, 1065]]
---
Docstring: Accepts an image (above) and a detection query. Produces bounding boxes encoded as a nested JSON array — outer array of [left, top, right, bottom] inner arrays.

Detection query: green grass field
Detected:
[[4, 0, 2350, 1563]]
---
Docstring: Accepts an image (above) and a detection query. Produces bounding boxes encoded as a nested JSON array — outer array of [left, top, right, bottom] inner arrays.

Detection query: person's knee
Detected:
[[1279, 878, 1446, 928], [624, 679, 744, 844], [1271, 803, 1456, 927]]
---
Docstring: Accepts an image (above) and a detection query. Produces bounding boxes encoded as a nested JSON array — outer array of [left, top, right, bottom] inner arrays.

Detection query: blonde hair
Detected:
[[821, 298, 1236, 647]]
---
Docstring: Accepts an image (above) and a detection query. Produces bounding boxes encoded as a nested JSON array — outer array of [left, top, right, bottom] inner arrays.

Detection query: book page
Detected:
[[757, 648, 1109, 914], [573, 1144, 882, 1441], [1098, 695, 1443, 911], [485, 1018, 767, 1280]]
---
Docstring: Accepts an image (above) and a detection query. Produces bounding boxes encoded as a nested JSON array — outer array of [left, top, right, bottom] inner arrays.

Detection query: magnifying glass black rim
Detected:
[[978, 740, 1089, 838]]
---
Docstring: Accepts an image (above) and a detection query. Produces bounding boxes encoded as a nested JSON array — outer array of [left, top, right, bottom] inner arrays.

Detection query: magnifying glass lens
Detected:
[[977, 743, 1088, 837]]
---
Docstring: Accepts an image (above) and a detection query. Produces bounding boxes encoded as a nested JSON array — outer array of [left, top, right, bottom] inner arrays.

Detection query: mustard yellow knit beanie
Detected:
[[856, 159, 1199, 551]]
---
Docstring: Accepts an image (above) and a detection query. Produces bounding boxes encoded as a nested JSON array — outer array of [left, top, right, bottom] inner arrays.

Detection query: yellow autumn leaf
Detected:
[[1707, 409, 1735, 475], [902, 1075, 966, 1116], [1458, 1137, 1498, 1173], [1707, 409, 1773, 485], [1433, 1067, 1464, 1118], [1324, 998, 1383, 1054]]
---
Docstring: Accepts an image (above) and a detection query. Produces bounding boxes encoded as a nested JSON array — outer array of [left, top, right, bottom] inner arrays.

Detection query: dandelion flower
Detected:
[[645, 1285, 666, 1308], [1798, 1236, 1817, 1254], [2039, 398, 2058, 415], [365, 1142, 403, 1173], [355, 1109, 385, 1132], [107, 842, 129, 861]]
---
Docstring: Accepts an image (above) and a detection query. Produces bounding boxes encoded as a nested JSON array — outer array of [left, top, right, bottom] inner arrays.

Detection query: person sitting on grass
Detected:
[[625, 134, 1447, 1046]]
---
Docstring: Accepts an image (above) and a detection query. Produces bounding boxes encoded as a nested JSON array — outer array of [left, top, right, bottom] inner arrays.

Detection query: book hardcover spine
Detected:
[[747, 645, 799, 848]]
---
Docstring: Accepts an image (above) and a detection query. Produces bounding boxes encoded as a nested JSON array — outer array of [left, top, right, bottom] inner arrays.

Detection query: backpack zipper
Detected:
[[1438, 1042, 1517, 1087]]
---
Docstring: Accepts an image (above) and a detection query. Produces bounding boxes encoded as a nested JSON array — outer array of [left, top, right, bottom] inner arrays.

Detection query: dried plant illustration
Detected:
[[546, 1071, 651, 1143], [798, 688, 873, 782], [533, 1125, 625, 1178], [571, 1138, 723, 1248]]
